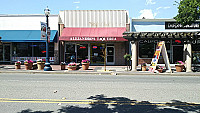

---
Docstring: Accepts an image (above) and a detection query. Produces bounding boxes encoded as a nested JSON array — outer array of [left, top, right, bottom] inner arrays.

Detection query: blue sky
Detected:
[[0, 0, 179, 19]]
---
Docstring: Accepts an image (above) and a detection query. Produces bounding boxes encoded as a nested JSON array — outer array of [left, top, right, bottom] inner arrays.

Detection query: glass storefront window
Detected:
[[12, 43, 32, 57], [65, 44, 76, 63], [0, 45, 3, 61], [33, 43, 46, 57], [33, 42, 54, 57], [91, 43, 105, 64], [12, 42, 54, 57], [192, 45, 200, 64], [77, 44, 88, 63], [139, 43, 154, 58]]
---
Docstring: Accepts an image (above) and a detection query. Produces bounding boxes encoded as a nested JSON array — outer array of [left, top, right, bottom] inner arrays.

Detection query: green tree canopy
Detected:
[[174, 0, 200, 25]]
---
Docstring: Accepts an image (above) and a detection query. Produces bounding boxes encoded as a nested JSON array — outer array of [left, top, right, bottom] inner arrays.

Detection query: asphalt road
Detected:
[[0, 73, 200, 113]]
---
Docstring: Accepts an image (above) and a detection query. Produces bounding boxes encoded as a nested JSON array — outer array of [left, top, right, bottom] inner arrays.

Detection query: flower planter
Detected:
[[61, 64, 66, 70], [157, 69, 163, 73], [141, 66, 147, 71], [67, 66, 77, 70], [82, 63, 90, 70], [37, 62, 45, 70], [29, 63, 33, 70], [15, 65, 21, 69], [24, 63, 30, 70], [175, 65, 184, 72]]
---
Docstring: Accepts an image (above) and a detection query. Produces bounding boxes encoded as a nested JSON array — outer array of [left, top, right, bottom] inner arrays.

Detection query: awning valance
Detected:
[[59, 27, 128, 41], [123, 32, 200, 41], [0, 30, 58, 42]]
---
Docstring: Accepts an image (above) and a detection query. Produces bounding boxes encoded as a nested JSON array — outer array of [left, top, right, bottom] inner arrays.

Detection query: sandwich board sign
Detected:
[[149, 41, 171, 73]]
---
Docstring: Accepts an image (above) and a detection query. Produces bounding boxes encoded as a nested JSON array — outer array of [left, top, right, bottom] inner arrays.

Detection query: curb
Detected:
[[1, 70, 200, 76]]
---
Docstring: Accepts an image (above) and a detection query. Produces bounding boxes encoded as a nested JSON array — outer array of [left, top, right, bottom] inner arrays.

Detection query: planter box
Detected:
[[141, 66, 147, 71], [61, 64, 66, 70], [157, 69, 163, 73], [67, 66, 77, 70], [37, 62, 45, 70], [175, 65, 184, 72], [24, 63, 30, 70], [82, 63, 90, 70], [15, 65, 21, 69]]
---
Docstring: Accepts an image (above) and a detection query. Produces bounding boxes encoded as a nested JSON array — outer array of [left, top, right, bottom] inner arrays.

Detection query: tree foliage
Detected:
[[174, 0, 200, 25]]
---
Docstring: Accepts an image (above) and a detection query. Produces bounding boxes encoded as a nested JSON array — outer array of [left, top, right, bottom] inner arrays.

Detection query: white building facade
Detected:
[[0, 14, 59, 64]]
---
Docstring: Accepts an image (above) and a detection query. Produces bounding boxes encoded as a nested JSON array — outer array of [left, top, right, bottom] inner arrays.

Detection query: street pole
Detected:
[[44, 7, 52, 71]]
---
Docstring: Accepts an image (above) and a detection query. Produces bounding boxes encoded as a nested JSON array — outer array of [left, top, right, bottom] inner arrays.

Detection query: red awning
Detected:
[[59, 27, 128, 41]]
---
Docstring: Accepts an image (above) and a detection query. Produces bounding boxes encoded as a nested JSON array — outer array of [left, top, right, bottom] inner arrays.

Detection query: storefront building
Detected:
[[124, 19, 200, 71], [0, 15, 59, 64], [59, 10, 130, 65]]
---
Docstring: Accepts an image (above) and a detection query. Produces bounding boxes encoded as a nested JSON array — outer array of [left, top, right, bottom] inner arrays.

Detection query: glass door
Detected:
[[172, 45, 183, 63], [65, 43, 76, 63], [77, 44, 88, 63], [2, 44, 11, 62], [106, 44, 115, 65], [90, 43, 105, 64], [0, 44, 3, 61]]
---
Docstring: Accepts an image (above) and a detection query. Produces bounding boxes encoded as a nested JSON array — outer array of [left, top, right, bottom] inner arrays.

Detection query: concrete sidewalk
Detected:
[[1, 64, 200, 76]]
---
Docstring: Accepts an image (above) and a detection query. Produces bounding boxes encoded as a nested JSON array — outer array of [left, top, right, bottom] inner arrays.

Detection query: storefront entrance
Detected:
[[106, 44, 115, 65], [0, 43, 11, 62], [65, 43, 89, 64], [172, 45, 183, 63], [91, 43, 105, 64]]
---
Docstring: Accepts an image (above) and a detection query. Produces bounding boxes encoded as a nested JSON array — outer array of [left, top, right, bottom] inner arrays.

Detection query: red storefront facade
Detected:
[[59, 27, 129, 65]]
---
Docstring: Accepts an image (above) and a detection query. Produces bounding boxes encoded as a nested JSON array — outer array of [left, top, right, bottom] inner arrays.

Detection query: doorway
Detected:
[[106, 44, 115, 65], [173, 46, 183, 63], [65, 43, 89, 64], [65, 43, 76, 63], [0, 44, 11, 62]]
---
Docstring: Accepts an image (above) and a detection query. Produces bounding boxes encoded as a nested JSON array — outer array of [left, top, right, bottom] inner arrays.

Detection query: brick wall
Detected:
[[115, 42, 126, 65]]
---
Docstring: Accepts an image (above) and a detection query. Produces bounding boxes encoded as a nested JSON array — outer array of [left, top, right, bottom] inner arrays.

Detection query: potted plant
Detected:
[[156, 65, 164, 73], [24, 60, 33, 70], [175, 61, 185, 72], [37, 59, 46, 70], [81, 59, 90, 70], [141, 63, 147, 71], [60, 62, 66, 70], [124, 54, 131, 71], [67, 63, 77, 70], [15, 61, 21, 69]]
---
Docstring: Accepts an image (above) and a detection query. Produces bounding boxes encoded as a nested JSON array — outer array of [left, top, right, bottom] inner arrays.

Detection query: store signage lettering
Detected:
[[165, 22, 200, 29], [139, 40, 171, 44], [192, 40, 200, 44], [70, 37, 117, 41]]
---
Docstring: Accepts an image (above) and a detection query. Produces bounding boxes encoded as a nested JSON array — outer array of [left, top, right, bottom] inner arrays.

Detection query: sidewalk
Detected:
[[1, 64, 200, 76]]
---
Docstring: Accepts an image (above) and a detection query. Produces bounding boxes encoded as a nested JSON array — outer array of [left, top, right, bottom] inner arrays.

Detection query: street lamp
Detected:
[[44, 6, 52, 71]]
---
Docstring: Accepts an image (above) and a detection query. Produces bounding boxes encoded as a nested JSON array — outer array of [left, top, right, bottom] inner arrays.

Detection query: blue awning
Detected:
[[0, 30, 58, 42]]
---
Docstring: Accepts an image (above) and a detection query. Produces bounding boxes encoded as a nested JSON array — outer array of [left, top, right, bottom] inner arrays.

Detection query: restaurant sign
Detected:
[[70, 37, 117, 41], [165, 22, 200, 29]]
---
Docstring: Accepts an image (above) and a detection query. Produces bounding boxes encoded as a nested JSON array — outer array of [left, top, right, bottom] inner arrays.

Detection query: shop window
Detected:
[[91, 43, 105, 64], [0, 45, 2, 61], [192, 45, 200, 64], [77, 44, 88, 63], [139, 43, 154, 58], [33, 42, 54, 57], [12, 42, 54, 57], [65, 44, 76, 63], [33, 43, 46, 57], [12, 43, 32, 57]]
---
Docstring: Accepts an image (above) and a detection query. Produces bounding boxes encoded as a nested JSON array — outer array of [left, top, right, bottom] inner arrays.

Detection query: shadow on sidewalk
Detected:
[[18, 94, 200, 113]]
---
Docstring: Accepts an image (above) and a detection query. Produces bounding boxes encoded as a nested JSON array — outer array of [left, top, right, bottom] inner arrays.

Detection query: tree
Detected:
[[174, 0, 200, 25]]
